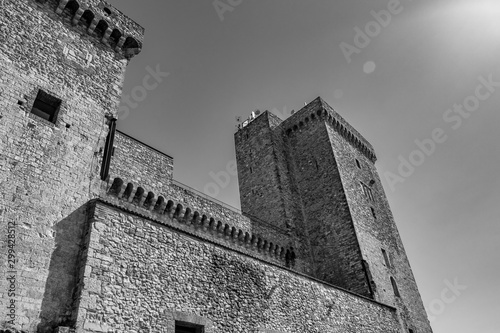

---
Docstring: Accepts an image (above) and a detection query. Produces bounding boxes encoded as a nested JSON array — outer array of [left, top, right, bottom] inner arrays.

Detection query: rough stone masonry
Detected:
[[0, 1, 433, 332]]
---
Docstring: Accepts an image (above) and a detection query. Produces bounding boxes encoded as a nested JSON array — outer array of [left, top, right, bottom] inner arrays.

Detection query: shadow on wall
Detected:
[[210, 253, 268, 326], [37, 204, 89, 333]]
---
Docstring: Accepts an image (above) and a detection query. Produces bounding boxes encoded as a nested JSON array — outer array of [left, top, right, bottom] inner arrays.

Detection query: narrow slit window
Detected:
[[382, 249, 391, 268], [371, 207, 376, 219], [175, 321, 204, 333], [356, 159, 361, 169], [391, 276, 400, 297], [31, 90, 61, 123]]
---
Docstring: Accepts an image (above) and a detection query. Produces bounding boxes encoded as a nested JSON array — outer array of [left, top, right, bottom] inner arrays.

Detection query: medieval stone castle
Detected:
[[0, 1, 433, 332]]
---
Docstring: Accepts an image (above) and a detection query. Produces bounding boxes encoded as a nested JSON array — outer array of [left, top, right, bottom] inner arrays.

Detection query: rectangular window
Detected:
[[175, 321, 204, 333], [370, 207, 376, 219], [382, 249, 391, 268], [30, 89, 62, 123], [360, 182, 374, 202]]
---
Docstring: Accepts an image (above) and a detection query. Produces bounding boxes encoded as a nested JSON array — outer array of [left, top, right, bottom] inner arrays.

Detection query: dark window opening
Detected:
[[356, 159, 361, 169], [370, 207, 376, 219], [100, 117, 116, 180], [94, 20, 109, 38], [109, 29, 122, 46], [81, 10, 94, 28], [103, 7, 112, 16], [123, 36, 139, 49], [382, 249, 391, 268], [285, 249, 296, 268], [175, 321, 204, 333], [30, 90, 61, 123], [409, 330, 415, 333], [362, 260, 375, 297], [64, 0, 79, 15], [391, 277, 400, 297]]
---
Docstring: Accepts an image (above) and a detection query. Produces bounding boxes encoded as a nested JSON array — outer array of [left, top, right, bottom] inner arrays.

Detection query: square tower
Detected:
[[235, 97, 433, 333], [0, 1, 143, 331]]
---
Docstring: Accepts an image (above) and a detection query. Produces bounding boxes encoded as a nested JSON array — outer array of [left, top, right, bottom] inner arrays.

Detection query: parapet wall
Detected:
[[108, 130, 174, 192], [54, 0, 144, 58], [98, 172, 311, 293], [102, 177, 296, 267], [109, 130, 296, 246], [280, 97, 376, 162], [72, 198, 403, 333], [170, 182, 252, 231]]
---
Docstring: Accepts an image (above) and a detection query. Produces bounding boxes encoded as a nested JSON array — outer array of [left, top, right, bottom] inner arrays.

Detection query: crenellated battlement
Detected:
[[102, 177, 297, 268], [281, 97, 377, 162], [41, 0, 144, 58]]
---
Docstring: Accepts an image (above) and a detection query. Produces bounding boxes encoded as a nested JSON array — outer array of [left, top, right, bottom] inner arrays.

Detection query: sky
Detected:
[[108, 1, 500, 332]]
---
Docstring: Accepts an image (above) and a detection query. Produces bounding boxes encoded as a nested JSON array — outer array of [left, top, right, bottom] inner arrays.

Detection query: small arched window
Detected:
[[153, 196, 165, 211], [123, 36, 139, 50], [94, 20, 109, 38], [123, 183, 134, 199], [109, 29, 122, 46], [143, 191, 155, 208], [81, 10, 94, 28]]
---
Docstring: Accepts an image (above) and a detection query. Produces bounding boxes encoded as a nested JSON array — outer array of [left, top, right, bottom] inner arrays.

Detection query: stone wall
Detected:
[[73, 199, 402, 333], [101, 177, 294, 269], [0, 0, 143, 331], [108, 130, 174, 193]]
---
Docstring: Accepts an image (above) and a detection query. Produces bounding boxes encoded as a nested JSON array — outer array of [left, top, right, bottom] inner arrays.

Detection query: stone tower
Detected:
[[235, 97, 433, 333], [0, 0, 143, 331]]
